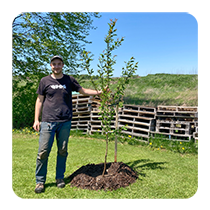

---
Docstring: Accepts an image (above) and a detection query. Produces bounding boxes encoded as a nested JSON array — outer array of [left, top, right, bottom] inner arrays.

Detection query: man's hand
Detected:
[[33, 120, 40, 132], [104, 85, 110, 93]]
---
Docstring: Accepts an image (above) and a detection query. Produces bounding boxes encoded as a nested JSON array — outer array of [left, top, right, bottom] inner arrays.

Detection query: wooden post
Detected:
[[114, 104, 119, 163]]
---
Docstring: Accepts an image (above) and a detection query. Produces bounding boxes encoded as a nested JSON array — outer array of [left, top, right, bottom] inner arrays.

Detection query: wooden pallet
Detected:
[[119, 117, 155, 131], [156, 111, 198, 118], [156, 106, 198, 123], [73, 105, 92, 113], [90, 124, 116, 134], [71, 120, 90, 134], [90, 95, 101, 109], [72, 111, 91, 122], [90, 110, 102, 122], [156, 120, 195, 135], [72, 94, 92, 100], [90, 110, 118, 121], [122, 105, 156, 119], [73, 94, 101, 111], [89, 109, 116, 134], [156, 128, 193, 135], [157, 105, 198, 112], [119, 105, 156, 139], [156, 121, 193, 129], [73, 102, 91, 109], [119, 114, 155, 124], [118, 117, 155, 139], [123, 104, 156, 113]]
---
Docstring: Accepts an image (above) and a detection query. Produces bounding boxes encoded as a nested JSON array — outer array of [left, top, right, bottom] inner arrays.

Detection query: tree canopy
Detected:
[[12, 12, 100, 77]]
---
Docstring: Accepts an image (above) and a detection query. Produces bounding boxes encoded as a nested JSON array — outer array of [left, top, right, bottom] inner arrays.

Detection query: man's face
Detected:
[[50, 59, 64, 75]]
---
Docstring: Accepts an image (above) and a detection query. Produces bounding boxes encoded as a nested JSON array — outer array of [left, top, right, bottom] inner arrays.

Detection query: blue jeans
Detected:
[[35, 121, 71, 184]]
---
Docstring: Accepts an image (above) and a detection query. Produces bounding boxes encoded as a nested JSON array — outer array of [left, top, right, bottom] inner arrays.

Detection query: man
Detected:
[[33, 55, 101, 193]]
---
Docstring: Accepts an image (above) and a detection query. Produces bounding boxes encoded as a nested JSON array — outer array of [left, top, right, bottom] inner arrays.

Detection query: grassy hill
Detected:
[[80, 74, 198, 107]]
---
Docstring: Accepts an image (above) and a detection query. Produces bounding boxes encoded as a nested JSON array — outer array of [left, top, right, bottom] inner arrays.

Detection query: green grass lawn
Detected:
[[12, 133, 198, 199]]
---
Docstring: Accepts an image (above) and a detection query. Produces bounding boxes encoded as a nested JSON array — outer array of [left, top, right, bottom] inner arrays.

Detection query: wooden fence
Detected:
[[71, 94, 198, 142]]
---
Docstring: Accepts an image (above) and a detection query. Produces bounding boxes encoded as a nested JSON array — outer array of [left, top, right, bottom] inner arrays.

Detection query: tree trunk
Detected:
[[102, 133, 109, 177]]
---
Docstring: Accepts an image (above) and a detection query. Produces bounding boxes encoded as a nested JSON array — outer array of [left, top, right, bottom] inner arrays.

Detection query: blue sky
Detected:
[[85, 12, 198, 77]]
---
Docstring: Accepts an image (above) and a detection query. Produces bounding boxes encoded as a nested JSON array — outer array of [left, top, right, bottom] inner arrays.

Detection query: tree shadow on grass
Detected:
[[125, 159, 167, 178]]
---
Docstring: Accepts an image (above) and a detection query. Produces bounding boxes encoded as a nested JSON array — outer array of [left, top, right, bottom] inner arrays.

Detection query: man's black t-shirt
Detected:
[[36, 74, 82, 122]]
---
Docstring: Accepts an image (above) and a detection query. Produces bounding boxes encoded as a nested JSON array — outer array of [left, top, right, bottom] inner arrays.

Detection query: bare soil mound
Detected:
[[67, 162, 138, 191]]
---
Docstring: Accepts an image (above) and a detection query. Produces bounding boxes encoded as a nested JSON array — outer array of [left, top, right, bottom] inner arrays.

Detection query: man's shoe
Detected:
[[56, 179, 65, 188], [35, 183, 45, 193]]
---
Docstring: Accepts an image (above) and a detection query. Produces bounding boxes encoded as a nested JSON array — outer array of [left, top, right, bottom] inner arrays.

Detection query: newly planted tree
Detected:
[[82, 19, 138, 176]]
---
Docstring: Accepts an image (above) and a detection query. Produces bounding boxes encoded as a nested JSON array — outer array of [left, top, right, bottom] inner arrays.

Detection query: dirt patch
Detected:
[[67, 162, 138, 191]]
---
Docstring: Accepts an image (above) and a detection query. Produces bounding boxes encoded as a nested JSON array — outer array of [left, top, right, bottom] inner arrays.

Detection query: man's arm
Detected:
[[33, 94, 44, 132], [78, 87, 102, 96]]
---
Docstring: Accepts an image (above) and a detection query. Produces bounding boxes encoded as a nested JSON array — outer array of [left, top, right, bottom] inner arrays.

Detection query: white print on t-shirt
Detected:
[[50, 84, 66, 89]]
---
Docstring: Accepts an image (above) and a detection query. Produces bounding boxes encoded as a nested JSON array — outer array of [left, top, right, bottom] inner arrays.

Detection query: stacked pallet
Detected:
[[71, 94, 92, 134], [155, 105, 198, 141], [119, 104, 156, 139], [70, 94, 198, 142], [71, 94, 102, 134], [90, 110, 117, 134], [89, 95, 101, 111]]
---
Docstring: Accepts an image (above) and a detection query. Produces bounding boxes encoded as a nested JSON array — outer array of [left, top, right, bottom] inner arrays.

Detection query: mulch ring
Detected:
[[66, 162, 138, 191]]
